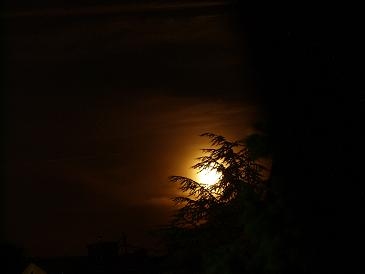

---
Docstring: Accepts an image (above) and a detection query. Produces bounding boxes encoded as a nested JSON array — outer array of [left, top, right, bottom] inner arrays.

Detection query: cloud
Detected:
[[3, 2, 262, 255]]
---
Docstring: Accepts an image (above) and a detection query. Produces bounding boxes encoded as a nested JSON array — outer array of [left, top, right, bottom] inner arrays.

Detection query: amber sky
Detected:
[[1, 1, 264, 256]]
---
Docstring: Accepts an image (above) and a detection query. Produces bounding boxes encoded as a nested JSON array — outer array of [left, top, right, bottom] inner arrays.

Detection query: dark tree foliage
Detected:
[[0, 242, 28, 274], [170, 133, 267, 226], [161, 133, 286, 274]]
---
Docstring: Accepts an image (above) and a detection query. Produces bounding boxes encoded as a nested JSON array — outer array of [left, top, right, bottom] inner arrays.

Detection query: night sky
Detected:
[[1, 1, 264, 256]]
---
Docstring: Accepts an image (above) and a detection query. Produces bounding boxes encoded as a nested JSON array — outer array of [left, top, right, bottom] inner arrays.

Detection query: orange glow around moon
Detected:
[[197, 165, 221, 186]]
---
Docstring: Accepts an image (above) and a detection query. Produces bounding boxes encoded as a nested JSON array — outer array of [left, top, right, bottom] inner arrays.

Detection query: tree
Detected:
[[161, 133, 280, 274], [0, 242, 28, 274], [170, 133, 268, 227]]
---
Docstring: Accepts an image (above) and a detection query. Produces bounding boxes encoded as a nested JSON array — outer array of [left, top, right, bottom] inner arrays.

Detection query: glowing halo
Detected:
[[197, 165, 221, 186]]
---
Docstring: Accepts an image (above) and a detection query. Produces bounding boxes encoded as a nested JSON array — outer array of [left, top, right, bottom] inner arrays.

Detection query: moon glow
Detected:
[[197, 165, 221, 186]]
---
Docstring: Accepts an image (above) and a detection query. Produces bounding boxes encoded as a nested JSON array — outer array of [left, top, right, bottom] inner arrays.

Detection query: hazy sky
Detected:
[[2, 1, 264, 256]]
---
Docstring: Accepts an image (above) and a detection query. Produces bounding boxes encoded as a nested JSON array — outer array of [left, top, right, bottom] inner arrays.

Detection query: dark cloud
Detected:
[[2, 2, 262, 256], [4, 93, 262, 256], [3, 2, 250, 98]]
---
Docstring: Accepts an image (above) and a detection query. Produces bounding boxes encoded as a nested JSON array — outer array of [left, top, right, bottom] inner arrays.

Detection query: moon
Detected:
[[197, 165, 221, 186]]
